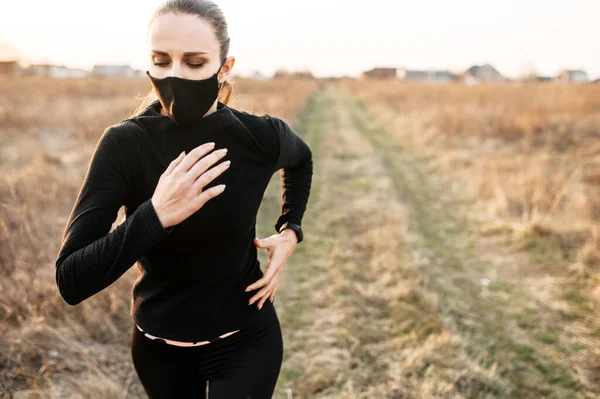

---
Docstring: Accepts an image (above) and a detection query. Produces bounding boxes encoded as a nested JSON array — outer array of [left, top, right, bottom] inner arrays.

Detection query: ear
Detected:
[[219, 56, 236, 81]]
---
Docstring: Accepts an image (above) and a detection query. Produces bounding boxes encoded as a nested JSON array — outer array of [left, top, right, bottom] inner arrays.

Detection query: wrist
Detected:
[[150, 198, 170, 229], [280, 228, 298, 243]]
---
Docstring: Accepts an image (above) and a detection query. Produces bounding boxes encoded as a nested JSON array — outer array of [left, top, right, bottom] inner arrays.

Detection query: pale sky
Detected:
[[2, 0, 599, 79]]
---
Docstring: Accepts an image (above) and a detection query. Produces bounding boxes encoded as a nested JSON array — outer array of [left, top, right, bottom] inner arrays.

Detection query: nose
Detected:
[[169, 63, 182, 78]]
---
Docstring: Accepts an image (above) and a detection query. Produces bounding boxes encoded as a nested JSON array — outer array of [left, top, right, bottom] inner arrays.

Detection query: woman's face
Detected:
[[147, 12, 234, 80]]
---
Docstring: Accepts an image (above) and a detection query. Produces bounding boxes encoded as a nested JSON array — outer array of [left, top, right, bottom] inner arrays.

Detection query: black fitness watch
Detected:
[[278, 222, 304, 244]]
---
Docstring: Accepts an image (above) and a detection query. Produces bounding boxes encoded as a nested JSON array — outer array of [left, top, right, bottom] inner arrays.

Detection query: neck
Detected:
[[160, 101, 219, 117], [147, 98, 234, 133]]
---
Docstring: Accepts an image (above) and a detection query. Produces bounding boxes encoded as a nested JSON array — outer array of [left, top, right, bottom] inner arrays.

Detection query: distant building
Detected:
[[25, 64, 87, 78], [23, 64, 72, 78], [68, 68, 90, 78], [273, 68, 291, 79], [362, 66, 454, 82], [292, 70, 313, 79], [25, 64, 51, 76], [362, 67, 397, 79], [0, 60, 19, 76], [398, 68, 453, 82], [92, 64, 141, 78], [534, 75, 556, 82], [48, 65, 69, 78], [463, 63, 504, 84], [272, 68, 313, 79], [518, 73, 556, 83], [593, 78, 600, 84], [559, 69, 588, 84]]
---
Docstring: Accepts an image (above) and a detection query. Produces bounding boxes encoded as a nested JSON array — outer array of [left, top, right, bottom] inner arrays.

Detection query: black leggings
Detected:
[[131, 301, 283, 398]]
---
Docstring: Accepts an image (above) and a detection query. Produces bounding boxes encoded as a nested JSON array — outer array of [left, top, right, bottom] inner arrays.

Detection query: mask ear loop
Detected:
[[217, 60, 226, 89]]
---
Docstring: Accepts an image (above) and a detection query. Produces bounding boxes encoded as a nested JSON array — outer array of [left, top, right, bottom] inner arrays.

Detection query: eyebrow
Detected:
[[151, 50, 208, 56]]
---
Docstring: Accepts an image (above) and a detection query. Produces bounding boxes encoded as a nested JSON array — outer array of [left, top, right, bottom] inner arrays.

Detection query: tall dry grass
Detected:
[[341, 78, 600, 300], [0, 75, 318, 396]]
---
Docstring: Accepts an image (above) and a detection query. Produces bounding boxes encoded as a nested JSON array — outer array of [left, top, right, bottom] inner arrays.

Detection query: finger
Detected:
[[187, 148, 229, 183], [249, 278, 276, 303], [253, 275, 279, 303], [245, 259, 279, 292], [245, 276, 268, 293], [193, 184, 226, 208], [173, 142, 220, 174], [164, 151, 186, 176], [264, 282, 279, 306], [247, 257, 281, 294], [189, 147, 228, 178], [254, 237, 270, 248], [192, 160, 231, 192], [249, 290, 265, 305], [258, 290, 273, 309], [249, 281, 275, 305], [265, 274, 281, 306], [264, 251, 286, 277], [261, 261, 279, 283]]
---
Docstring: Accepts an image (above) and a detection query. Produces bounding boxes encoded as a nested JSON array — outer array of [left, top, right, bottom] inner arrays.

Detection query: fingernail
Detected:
[[220, 184, 226, 190], [221, 148, 228, 154], [224, 160, 231, 166], [207, 142, 215, 147]]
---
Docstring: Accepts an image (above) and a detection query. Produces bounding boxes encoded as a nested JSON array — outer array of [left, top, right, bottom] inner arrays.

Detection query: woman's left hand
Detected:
[[246, 229, 298, 309]]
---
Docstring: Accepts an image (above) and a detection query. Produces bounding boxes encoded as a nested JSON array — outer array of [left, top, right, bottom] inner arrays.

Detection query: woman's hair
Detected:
[[129, 0, 234, 118]]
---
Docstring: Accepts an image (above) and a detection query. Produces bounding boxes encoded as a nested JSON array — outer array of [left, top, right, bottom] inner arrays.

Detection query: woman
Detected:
[[54, 0, 313, 397]]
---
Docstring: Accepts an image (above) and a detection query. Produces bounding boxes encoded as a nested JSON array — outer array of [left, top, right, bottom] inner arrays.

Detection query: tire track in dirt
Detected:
[[269, 86, 495, 398]]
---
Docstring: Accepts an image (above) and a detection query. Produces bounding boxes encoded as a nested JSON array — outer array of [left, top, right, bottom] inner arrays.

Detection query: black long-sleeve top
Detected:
[[54, 99, 313, 341]]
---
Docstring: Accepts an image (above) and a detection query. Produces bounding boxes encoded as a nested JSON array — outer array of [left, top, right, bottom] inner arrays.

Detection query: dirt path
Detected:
[[260, 86, 477, 398], [340, 87, 599, 399], [259, 85, 597, 398]]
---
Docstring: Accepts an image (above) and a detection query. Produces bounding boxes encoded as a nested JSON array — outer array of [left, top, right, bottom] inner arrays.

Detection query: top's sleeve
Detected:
[[262, 114, 313, 237], [55, 125, 173, 306]]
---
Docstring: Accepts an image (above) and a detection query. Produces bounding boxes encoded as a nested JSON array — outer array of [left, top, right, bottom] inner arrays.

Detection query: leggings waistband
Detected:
[[135, 324, 242, 347]]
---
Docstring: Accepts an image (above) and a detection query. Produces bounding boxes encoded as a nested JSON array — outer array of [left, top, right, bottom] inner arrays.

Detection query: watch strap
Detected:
[[278, 222, 304, 243]]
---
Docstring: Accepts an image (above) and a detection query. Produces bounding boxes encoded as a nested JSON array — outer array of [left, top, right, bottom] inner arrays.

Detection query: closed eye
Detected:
[[152, 62, 205, 68]]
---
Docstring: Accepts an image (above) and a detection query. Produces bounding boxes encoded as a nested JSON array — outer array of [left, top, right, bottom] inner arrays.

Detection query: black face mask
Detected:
[[146, 61, 225, 127]]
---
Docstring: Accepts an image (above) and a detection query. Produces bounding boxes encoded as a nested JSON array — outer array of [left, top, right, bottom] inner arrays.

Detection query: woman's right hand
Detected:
[[151, 142, 230, 229]]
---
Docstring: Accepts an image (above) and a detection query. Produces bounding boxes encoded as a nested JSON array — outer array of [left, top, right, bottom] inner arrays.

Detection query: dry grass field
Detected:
[[340, 79, 600, 270], [338, 79, 600, 397], [0, 75, 319, 398], [2, 75, 600, 398]]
